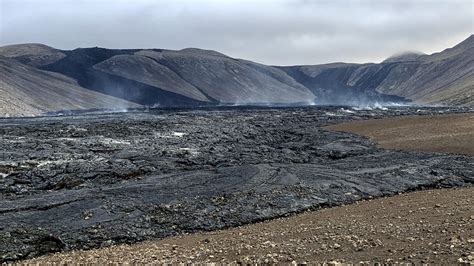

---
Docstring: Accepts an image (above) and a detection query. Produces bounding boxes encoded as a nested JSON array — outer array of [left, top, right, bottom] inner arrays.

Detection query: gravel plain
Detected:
[[327, 112, 474, 156]]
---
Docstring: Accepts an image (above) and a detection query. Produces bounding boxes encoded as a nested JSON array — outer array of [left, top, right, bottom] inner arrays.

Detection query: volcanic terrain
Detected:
[[1, 106, 473, 262], [25, 187, 474, 264], [20, 111, 474, 264], [0, 34, 473, 265]]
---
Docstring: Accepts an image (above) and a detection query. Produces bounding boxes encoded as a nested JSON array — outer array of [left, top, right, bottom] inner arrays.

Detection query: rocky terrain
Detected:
[[1, 35, 472, 116], [1, 106, 473, 262], [25, 187, 474, 264]]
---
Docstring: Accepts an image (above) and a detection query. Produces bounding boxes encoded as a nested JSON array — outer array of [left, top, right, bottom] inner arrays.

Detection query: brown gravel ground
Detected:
[[325, 113, 474, 156], [19, 113, 474, 265]]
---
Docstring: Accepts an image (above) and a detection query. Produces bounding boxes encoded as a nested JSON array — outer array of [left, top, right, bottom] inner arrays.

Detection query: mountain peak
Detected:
[[0, 43, 65, 67], [382, 51, 425, 63], [0, 43, 59, 56]]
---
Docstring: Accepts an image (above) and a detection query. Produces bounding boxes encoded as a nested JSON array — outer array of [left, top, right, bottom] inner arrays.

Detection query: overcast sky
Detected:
[[1, 0, 472, 65]]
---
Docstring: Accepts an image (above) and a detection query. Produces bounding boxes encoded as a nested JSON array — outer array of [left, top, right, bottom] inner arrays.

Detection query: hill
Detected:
[[0, 43, 66, 67], [279, 35, 474, 106], [0, 57, 140, 117], [36, 47, 315, 106]]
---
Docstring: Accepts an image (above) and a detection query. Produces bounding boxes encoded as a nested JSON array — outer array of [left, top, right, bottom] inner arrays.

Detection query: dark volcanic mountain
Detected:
[[1, 45, 316, 107], [0, 35, 472, 116], [279, 35, 474, 106]]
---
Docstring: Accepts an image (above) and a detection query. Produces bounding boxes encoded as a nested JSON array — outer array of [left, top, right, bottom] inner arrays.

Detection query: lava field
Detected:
[[0, 106, 473, 261]]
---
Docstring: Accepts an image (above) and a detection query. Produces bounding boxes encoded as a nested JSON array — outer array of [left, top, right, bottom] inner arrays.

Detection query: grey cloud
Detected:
[[1, 0, 472, 65]]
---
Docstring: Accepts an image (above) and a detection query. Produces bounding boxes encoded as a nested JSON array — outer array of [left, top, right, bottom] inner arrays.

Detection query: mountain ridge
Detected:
[[0, 35, 472, 116]]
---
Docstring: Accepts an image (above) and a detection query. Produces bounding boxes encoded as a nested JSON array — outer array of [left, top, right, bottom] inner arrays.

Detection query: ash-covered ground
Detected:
[[0, 106, 473, 261]]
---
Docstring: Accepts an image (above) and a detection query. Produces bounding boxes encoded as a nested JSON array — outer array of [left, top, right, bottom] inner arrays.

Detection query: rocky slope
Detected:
[[279, 35, 474, 106], [91, 49, 315, 104], [0, 57, 140, 117]]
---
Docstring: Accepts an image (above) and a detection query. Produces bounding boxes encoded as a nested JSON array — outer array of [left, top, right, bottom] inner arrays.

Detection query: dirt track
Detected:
[[21, 112, 474, 264], [326, 113, 474, 156]]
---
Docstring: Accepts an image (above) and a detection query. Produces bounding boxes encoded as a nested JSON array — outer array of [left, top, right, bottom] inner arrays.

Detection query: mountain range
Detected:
[[0, 35, 472, 116]]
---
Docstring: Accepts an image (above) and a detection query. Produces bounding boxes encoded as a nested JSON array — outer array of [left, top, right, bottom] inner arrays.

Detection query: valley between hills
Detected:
[[1, 35, 473, 117]]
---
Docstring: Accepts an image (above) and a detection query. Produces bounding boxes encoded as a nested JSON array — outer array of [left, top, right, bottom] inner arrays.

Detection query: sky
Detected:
[[0, 0, 473, 65]]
